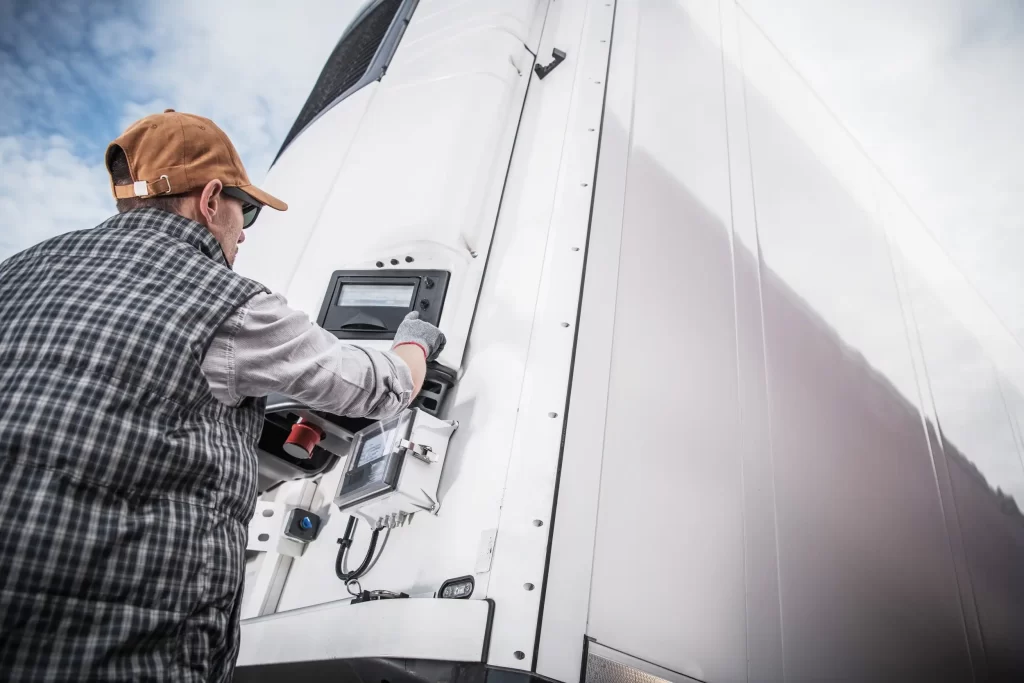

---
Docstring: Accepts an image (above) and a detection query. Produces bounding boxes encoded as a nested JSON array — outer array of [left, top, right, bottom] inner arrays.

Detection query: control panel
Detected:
[[316, 270, 450, 340]]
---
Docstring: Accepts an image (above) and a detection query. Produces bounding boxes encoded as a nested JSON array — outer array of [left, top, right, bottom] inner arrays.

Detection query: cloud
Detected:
[[0, 0, 363, 261], [0, 135, 113, 258]]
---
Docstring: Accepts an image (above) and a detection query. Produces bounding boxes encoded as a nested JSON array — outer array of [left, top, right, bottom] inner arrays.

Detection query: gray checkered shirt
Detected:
[[0, 208, 269, 682], [200, 291, 413, 417]]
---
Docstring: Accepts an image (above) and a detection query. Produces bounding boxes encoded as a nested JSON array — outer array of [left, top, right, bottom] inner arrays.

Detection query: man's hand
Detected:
[[391, 313, 446, 400], [392, 312, 446, 362]]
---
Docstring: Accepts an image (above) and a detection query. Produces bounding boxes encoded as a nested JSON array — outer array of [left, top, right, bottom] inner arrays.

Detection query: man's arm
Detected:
[[202, 292, 442, 419], [392, 344, 426, 395]]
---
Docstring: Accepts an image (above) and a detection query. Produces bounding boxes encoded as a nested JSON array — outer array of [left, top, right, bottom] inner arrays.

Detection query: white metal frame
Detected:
[[238, 597, 492, 666], [240, 2, 556, 624], [239, 0, 618, 671], [241, 479, 324, 620], [483, 0, 617, 671], [534, 0, 635, 678]]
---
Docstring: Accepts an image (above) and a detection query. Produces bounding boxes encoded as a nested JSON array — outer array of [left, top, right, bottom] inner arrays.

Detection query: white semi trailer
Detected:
[[234, 1, 1024, 681]]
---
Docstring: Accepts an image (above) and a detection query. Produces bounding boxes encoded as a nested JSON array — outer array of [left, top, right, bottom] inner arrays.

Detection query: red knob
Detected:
[[283, 419, 325, 459]]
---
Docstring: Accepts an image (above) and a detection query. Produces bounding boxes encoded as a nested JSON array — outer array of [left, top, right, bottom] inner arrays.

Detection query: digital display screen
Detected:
[[339, 283, 414, 308]]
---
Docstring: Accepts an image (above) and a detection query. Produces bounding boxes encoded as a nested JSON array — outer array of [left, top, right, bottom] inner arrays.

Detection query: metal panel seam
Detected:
[[532, 0, 619, 672], [733, 5, 787, 677]]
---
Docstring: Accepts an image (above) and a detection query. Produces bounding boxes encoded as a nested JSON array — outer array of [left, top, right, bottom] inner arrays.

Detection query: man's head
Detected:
[[105, 110, 287, 265]]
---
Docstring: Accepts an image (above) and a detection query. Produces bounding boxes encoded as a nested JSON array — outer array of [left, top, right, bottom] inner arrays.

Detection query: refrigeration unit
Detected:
[[234, 1, 1024, 682]]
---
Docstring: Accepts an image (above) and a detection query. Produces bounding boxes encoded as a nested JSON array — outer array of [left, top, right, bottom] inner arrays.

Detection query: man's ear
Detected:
[[198, 179, 224, 226]]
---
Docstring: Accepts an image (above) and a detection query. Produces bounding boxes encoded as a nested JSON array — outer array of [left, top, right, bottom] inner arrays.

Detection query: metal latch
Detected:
[[346, 578, 410, 604], [534, 48, 567, 80], [351, 589, 410, 604], [400, 439, 435, 463]]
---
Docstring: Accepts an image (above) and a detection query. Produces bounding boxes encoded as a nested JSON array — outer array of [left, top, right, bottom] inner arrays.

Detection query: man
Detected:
[[0, 110, 444, 682]]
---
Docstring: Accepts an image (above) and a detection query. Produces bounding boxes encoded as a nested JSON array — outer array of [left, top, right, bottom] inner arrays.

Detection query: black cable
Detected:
[[361, 526, 391, 575], [335, 517, 380, 582]]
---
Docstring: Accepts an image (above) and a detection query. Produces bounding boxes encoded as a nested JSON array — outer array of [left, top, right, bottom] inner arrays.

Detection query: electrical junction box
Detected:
[[334, 408, 457, 528]]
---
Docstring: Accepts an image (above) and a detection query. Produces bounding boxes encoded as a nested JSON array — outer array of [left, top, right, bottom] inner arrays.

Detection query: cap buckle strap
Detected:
[[132, 175, 172, 198]]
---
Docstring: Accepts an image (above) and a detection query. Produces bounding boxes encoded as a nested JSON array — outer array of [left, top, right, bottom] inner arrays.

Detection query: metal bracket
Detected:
[[534, 48, 567, 79], [247, 502, 286, 552], [282, 507, 323, 543], [350, 589, 410, 605]]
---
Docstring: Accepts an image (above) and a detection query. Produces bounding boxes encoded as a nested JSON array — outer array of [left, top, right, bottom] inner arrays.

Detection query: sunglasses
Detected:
[[222, 187, 262, 229]]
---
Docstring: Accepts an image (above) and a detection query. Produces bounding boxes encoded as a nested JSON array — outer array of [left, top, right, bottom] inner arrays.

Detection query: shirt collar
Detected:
[[119, 207, 230, 268]]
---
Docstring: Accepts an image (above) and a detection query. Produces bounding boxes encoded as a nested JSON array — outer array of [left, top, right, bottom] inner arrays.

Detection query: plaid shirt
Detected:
[[0, 208, 267, 682]]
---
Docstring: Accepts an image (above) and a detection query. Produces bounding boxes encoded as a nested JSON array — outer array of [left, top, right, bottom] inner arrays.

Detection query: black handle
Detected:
[[534, 48, 567, 80]]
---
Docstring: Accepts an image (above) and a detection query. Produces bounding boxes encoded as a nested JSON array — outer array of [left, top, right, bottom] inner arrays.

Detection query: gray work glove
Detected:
[[393, 312, 446, 362]]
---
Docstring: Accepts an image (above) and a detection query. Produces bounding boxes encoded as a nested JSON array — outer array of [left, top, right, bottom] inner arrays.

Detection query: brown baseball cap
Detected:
[[105, 109, 287, 211]]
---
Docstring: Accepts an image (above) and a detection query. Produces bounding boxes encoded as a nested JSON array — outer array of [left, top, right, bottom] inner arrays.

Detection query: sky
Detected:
[[0, 0, 363, 260]]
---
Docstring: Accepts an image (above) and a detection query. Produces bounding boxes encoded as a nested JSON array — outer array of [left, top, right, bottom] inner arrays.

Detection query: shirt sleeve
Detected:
[[201, 291, 415, 418]]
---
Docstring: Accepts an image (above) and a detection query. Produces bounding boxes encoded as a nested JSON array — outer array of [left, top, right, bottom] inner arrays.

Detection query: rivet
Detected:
[[514, 651, 526, 660], [548, 412, 558, 418], [533, 519, 544, 527], [257, 533, 269, 542], [560, 322, 570, 328], [581, 182, 589, 187], [376, 261, 384, 268], [524, 583, 535, 591]]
